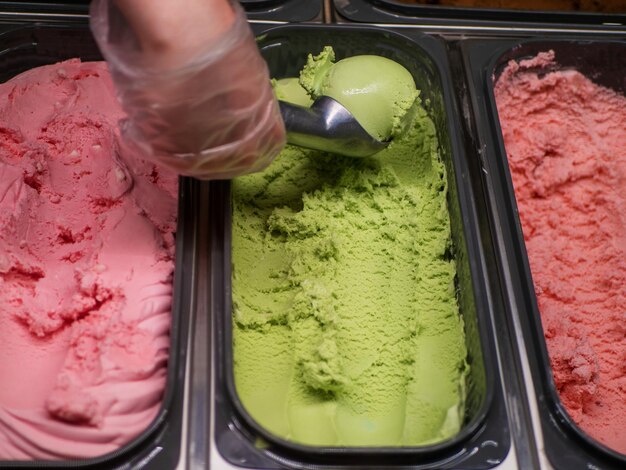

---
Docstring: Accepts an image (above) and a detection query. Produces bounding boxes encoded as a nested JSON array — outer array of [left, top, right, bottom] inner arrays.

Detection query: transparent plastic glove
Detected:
[[89, 0, 285, 179]]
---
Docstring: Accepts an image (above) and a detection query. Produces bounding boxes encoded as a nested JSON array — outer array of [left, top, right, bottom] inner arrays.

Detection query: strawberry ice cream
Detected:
[[0, 60, 178, 460], [495, 51, 626, 454]]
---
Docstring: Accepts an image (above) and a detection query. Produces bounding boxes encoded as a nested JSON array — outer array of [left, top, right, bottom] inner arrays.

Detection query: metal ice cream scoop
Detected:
[[278, 97, 389, 158]]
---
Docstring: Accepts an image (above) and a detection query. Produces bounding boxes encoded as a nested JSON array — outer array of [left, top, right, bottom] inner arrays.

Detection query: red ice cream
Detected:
[[0, 60, 178, 460], [495, 51, 626, 454]]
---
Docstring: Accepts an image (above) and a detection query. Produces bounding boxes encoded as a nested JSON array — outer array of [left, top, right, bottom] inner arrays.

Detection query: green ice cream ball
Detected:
[[272, 77, 313, 107], [300, 46, 419, 142]]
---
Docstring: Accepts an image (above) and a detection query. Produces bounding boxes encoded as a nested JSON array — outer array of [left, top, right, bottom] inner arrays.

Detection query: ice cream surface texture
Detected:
[[0, 60, 178, 460], [495, 51, 626, 454], [232, 51, 468, 446], [300, 47, 420, 142]]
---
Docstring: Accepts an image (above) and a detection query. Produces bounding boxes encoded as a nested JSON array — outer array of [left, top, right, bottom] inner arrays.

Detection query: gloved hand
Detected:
[[90, 0, 285, 179]]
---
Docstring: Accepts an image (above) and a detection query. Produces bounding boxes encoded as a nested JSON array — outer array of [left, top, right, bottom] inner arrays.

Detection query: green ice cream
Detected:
[[300, 46, 420, 142], [272, 77, 313, 107], [232, 50, 468, 447]]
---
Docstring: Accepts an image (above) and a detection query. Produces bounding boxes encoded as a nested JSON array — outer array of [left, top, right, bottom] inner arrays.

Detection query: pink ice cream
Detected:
[[0, 59, 178, 460], [495, 51, 626, 454]]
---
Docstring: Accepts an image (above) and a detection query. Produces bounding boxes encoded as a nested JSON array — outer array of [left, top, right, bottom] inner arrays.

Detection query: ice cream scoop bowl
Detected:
[[279, 96, 390, 157]]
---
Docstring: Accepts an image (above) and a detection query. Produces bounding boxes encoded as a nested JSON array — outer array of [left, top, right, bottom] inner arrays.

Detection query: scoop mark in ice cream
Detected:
[[233, 50, 468, 447], [0, 59, 178, 460], [495, 50, 626, 455]]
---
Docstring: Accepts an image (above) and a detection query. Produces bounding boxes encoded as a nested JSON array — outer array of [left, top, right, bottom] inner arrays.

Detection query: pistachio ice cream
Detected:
[[232, 49, 468, 447]]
